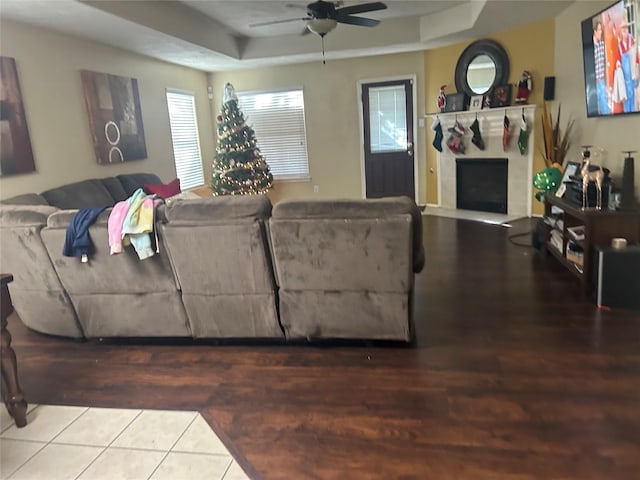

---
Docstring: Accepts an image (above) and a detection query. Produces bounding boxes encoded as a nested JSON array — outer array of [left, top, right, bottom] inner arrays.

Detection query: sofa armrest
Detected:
[[0, 205, 59, 226]]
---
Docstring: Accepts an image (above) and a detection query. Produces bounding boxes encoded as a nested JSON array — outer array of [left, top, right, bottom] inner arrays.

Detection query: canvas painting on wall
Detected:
[[81, 70, 147, 164], [0, 56, 36, 176]]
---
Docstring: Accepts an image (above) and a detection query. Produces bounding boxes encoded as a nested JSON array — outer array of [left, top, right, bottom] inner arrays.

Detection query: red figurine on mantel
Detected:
[[515, 70, 532, 104], [437, 85, 447, 111]]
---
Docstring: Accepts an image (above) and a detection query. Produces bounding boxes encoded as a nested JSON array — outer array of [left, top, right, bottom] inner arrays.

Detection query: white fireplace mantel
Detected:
[[427, 104, 536, 217]]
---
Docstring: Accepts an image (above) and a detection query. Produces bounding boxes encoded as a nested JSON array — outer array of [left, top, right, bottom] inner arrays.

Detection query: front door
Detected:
[[362, 79, 414, 199]]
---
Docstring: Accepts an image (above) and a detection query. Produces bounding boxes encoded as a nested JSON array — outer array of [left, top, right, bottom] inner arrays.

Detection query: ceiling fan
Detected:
[[250, 1, 388, 37]]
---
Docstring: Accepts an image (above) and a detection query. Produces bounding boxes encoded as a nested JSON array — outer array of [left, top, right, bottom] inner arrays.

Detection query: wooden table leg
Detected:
[[1, 278, 28, 428]]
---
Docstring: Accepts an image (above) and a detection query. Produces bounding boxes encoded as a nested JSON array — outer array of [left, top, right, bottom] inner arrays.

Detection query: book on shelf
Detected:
[[549, 230, 563, 252], [566, 240, 584, 267], [567, 225, 585, 241], [544, 214, 564, 231]]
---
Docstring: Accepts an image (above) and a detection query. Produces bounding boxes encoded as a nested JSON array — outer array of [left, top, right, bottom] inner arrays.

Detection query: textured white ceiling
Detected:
[[181, 1, 464, 37], [0, 0, 574, 71]]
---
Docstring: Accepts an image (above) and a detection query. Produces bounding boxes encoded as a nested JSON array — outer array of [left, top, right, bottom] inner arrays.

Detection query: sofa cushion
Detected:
[[41, 179, 115, 209], [163, 195, 272, 225], [0, 205, 59, 226], [101, 177, 129, 203], [143, 178, 181, 198], [117, 173, 162, 196], [272, 197, 424, 273], [0, 193, 49, 206]]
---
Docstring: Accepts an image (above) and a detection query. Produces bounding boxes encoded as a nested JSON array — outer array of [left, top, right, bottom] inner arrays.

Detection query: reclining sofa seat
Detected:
[[268, 196, 425, 341], [160, 195, 283, 338], [40, 209, 190, 338]]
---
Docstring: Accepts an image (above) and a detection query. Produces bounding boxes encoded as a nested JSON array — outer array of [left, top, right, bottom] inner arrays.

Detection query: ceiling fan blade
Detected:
[[336, 2, 387, 16], [250, 17, 307, 28], [336, 15, 380, 27]]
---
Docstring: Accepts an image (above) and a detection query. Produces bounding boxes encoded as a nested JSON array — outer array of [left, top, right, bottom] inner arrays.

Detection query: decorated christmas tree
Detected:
[[211, 83, 273, 195]]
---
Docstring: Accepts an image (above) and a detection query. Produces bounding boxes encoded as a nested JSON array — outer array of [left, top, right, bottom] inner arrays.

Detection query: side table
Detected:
[[1, 274, 28, 427]]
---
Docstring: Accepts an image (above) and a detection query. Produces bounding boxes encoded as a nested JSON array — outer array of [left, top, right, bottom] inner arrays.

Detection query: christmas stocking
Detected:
[[470, 118, 485, 150], [502, 114, 510, 152], [447, 121, 466, 154], [431, 118, 443, 152], [517, 113, 528, 155]]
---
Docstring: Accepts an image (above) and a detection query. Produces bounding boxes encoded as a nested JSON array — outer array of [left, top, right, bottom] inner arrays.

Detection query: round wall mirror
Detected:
[[455, 39, 509, 97], [467, 54, 496, 94]]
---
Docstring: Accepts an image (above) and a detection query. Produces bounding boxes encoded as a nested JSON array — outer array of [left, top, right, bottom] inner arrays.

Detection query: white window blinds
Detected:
[[166, 90, 204, 190], [368, 85, 407, 153], [236, 89, 309, 180]]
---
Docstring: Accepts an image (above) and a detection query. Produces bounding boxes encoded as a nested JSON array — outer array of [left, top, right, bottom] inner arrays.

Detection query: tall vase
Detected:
[[620, 152, 636, 211]]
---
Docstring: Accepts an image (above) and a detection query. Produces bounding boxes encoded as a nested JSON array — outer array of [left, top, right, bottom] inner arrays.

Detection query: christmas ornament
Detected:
[[533, 166, 562, 201], [515, 70, 532, 104], [223, 83, 238, 103], [517, 113, 528, 155], [217, 114, 223, 122], [431, 117, 443, 152], [470, 118, 485, 150]]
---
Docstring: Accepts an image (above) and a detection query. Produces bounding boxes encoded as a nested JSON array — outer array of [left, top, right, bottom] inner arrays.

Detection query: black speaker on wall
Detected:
[[544, 76, 555, 101]]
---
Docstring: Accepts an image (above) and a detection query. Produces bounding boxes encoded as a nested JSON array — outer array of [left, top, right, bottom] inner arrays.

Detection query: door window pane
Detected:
[[368, 85, 407, 153]]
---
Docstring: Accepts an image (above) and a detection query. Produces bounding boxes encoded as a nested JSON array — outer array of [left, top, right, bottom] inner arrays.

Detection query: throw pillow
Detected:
[[143, 178, 181, 198]]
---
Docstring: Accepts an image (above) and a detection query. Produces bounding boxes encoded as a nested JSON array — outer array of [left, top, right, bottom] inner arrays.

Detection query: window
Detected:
[[368, 85, 407, 153], [166, 90, 204, 189], [236, 89, 309, 180]]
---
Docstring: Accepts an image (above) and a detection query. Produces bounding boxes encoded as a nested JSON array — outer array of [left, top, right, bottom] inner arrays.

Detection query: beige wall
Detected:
[[0, 20, 215, 200], [424, 19, 556, 215], [209, 51, 427, 205], [555, 1, 640, 198]]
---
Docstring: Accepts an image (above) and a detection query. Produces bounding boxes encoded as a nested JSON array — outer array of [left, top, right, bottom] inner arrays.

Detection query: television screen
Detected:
[[581, 0, 640, 117]]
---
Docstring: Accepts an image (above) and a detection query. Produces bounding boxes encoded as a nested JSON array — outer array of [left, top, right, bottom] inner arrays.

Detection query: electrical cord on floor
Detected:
[[508, 230, 534, 248]]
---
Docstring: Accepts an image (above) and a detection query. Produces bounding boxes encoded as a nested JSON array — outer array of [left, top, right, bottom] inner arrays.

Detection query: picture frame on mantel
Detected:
[[490, 84, 512, 108], [469, 95, 484, 111], [443, 93, 469, 112]]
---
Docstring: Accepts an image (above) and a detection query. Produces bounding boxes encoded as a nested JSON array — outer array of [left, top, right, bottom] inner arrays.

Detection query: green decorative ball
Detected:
[[533, 167, 562, 193]]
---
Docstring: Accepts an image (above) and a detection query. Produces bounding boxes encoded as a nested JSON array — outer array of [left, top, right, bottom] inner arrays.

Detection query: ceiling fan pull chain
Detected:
[[322, 36, 326, 64]]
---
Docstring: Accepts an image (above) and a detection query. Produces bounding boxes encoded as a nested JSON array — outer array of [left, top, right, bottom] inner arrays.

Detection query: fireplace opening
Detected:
[[456, 158, 508, 214]]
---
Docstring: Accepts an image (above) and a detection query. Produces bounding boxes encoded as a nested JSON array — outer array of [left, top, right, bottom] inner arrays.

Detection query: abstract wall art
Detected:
[[0, 56, 36, 176], [81, 70, 147, 165]]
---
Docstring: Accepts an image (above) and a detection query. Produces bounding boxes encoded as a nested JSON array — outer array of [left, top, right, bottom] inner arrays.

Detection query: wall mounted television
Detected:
[[581, 0, 640, 117]]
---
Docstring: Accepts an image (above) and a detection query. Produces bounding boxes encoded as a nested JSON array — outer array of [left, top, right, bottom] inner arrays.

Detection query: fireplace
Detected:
[[456, 158, 508, 214]]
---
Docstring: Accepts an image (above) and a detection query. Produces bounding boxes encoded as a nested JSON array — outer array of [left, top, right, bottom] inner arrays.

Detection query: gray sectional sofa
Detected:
[[0, 174, 424, 342]]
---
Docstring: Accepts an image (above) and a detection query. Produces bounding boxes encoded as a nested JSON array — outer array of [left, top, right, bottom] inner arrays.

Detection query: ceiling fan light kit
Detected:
[[307, 18, 337, 36]]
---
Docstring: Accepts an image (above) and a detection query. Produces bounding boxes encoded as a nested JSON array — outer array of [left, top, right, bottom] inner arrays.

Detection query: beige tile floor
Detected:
[[0, 404, 250, 480]]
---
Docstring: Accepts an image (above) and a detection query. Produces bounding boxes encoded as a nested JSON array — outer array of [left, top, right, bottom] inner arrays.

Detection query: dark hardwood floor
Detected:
[[6, 216, 640, 479]]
